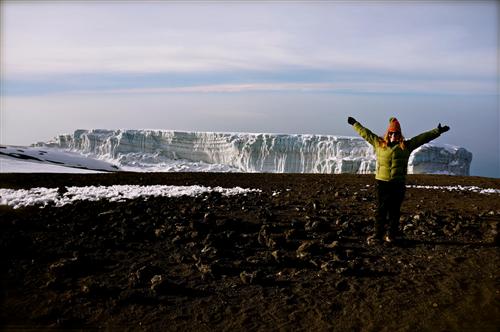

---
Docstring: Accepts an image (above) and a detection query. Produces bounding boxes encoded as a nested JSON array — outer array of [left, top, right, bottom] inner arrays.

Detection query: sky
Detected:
[[1, 1, 498, 177]]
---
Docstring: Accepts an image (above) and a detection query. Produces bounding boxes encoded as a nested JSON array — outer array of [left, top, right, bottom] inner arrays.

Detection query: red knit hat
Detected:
[[387, 117, 402, 134]]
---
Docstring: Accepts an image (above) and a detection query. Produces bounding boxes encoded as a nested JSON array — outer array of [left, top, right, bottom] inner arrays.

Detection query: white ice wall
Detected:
[[37, 129, 472, 175]]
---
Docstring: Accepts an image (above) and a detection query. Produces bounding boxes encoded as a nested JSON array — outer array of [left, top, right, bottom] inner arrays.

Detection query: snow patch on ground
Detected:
[[0, 185, 262, 209], [407, 185, 500, 195]]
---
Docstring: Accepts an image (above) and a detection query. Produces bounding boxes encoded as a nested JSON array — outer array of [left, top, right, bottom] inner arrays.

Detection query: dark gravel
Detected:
[[0, 173, 499, 331]]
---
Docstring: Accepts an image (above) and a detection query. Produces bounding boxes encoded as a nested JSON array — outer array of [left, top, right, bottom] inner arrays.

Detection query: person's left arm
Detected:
[[406, 123, 450, 152]]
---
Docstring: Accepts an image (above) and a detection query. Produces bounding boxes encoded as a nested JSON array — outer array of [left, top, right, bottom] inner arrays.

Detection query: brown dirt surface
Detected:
[[0, 173, 499, 331]]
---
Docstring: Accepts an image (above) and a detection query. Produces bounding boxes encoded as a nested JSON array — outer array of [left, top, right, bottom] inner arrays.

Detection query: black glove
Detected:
[[347, 117, 357, 126], [438, 123, 450, 133]]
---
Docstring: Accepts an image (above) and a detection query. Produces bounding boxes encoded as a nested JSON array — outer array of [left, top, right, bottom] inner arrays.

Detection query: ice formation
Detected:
[[34, 129, 473, 175]]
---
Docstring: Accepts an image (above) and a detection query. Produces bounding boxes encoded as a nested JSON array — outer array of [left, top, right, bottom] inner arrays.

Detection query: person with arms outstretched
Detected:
[[347, 116, 450, 245]]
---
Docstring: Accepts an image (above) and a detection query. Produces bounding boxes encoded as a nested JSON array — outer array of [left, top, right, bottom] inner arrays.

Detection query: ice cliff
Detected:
[[36, 129, 472, 175]]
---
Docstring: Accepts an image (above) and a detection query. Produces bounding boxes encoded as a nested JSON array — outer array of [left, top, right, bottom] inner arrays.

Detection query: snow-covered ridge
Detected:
[[0, 145, 119, 172], [35, 129, 472, 175]]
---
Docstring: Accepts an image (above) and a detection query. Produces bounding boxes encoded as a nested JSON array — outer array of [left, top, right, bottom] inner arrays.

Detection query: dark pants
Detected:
[[374, 180, 406, 237]]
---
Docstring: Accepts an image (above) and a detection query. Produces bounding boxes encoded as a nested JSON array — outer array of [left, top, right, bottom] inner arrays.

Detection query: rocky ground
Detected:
[[0, 172, 499, 331]]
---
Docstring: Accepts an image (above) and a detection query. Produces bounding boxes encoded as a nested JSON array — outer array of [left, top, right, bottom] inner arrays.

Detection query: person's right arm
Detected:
[[348, 117, 380, 147]]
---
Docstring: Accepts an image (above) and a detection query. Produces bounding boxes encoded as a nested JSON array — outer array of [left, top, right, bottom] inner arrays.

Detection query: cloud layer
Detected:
[[3, 2, 498, 81]]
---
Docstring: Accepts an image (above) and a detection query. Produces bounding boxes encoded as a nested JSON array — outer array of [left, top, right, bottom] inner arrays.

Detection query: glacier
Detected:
[[34, 129, 472, 175]]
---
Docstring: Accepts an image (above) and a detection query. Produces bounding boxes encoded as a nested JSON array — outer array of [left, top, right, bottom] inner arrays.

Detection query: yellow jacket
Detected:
[[353, 122, 441, 182]]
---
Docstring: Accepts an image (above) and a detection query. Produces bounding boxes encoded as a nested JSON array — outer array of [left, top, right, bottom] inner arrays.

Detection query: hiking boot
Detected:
[[383, 234, 394, 243], [366, 235, 382, 245], [384, 233, 407, 245]]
